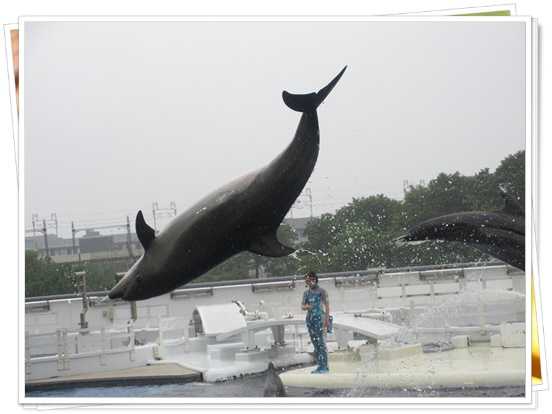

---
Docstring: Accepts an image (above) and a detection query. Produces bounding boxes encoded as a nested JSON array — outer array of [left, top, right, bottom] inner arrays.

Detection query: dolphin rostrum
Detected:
[[109, 67, 347, 301], [396, 187, 525, 270]]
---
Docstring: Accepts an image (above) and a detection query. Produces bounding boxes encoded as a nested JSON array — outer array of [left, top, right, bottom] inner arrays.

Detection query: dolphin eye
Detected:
[[136, 275, 143, 283]]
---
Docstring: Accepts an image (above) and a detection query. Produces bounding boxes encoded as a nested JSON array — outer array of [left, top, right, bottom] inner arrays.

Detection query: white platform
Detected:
[[158, 345, 313, 382], [332, 314, 401, 339], [280, 343, 525, 389]]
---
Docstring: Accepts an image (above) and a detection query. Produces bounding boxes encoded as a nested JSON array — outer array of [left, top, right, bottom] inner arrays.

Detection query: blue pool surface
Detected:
[[27, 371, 525, 398]]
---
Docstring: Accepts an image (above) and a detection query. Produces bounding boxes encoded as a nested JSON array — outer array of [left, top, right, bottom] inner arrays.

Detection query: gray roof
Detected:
[[25, 234, 74, 250], [25, 232, 141, 250]]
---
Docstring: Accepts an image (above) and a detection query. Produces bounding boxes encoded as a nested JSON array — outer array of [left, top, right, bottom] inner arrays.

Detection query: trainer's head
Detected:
[[305, 271, 318, 287]]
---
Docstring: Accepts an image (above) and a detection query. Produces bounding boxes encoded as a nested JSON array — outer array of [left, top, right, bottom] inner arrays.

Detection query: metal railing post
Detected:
[[56, 329, 69, 371], [100, 327, 106, 366], [128, 322, 135, 361], [25, 331, 31, 376]]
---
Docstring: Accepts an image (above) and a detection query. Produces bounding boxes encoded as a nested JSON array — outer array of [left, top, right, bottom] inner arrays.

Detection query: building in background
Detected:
[[25, 231, 144, 263], [25, 218, 313, 264]]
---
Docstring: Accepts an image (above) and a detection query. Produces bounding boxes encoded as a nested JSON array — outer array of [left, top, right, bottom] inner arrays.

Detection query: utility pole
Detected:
[[31, 214, 39, 237], [42, 219, 49, 258], [37, 213, 58, 236], [126, 215, 134, 258], [32, 213, 58, 257], [71, 221, 77, 258], [50, 213, 59, 236], [75, 271, 89, 331]]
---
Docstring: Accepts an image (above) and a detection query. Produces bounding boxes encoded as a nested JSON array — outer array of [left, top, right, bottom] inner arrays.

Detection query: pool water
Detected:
[[26, 370, 524, 398]]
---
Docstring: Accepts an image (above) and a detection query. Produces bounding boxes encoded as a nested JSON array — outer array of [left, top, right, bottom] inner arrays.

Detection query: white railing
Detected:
[[377, 274, 516, 301], [26, 323, 141, 377], [157, 316, 189, 347], [25, 264, 524, 340]]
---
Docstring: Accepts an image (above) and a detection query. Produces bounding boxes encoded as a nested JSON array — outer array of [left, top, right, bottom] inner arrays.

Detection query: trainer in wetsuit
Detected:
[[301, 271, 330, 374]]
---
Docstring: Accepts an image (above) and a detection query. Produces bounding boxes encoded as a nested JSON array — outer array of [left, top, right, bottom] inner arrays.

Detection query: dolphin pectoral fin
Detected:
[[136, 210, 156, 251], [470, 226, 525, 270], [249, 233, 295, 258], [468, 242, 525, 271], [478, 227, 525, 248]]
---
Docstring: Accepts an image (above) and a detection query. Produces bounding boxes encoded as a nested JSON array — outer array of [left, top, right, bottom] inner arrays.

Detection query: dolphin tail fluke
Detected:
[[282, 66, 347, 113]]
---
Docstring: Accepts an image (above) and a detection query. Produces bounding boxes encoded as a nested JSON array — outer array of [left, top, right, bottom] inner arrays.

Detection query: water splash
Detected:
[[345, 267, 525, 396], [288, 248, 325, 264]]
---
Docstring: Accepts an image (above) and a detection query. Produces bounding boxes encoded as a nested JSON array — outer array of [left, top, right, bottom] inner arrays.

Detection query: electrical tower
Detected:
[[31, 213, 58, 236], [152, 201, 177, 232], [290, 187, 313, 218], [402, 180, 409, 196], [25, 213, 58, 257]]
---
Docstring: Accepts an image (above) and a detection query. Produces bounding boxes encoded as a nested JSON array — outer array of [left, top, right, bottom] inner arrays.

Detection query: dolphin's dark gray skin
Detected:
[[109, 67, 347, 301], [396, 188, 525, 270], [263, 362, 286, 397]]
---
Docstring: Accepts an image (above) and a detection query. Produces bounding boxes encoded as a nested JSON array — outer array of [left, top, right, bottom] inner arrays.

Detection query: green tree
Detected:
[[494, 150, 525, 205], [402, 172, 475, 227], [335, 195, 402, 232], [25, 251, 76, 297], [303, 213, 338, 254], [465, 168, 503, 211]]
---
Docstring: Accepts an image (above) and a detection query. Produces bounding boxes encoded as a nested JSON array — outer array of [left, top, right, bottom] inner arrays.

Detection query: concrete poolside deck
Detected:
[[26, 363, 202, 391], [280, 344, 525, 390]]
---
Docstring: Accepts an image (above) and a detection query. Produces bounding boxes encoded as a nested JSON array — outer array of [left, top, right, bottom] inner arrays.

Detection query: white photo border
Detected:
[[18, 15, 534, 407]]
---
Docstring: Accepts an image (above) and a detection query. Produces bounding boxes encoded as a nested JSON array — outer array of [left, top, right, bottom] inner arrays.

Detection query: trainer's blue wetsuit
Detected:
[[302, 286, 329, 372]]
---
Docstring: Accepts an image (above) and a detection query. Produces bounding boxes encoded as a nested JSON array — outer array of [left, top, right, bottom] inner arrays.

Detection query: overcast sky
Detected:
[[23, 20, 526, 237]]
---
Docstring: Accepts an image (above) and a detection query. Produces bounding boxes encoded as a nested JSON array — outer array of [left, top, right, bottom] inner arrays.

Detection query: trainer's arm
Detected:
[[323, 292, 330, 330], [301, 291, 311, 311]]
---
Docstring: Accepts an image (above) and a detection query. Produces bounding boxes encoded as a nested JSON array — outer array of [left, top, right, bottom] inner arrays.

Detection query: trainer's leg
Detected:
[[311, 315, 328, 371], [306, 319, 319, 365]]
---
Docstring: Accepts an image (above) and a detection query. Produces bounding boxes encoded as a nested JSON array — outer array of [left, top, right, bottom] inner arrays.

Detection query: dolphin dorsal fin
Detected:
[[249, 232, 295, 258], [136, 210, 155, 251], [498, 185, 524, 217]]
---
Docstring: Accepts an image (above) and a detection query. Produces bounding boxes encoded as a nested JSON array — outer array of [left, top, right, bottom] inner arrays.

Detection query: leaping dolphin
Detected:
[[109, 66, 347, 301], [395, 187, 525, 270]]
